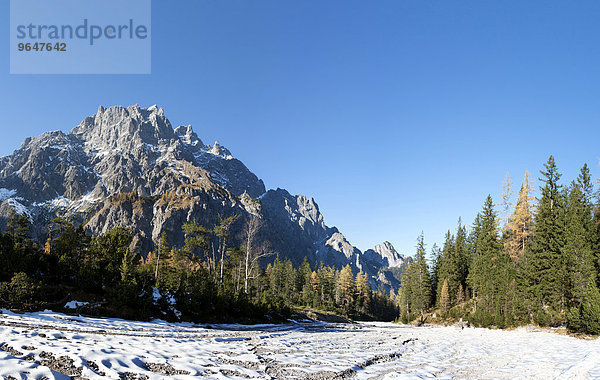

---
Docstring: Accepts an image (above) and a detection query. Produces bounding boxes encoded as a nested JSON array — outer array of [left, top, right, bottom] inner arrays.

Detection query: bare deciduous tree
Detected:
[[242, 215, 272, 294]]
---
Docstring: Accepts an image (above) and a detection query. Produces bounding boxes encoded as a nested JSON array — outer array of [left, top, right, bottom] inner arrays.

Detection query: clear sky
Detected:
[[2, 1, 600, 257]]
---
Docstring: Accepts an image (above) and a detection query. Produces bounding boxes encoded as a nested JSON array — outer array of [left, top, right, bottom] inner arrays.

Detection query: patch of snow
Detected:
[[0, 188, 17, 201], [50, 196, 70, 209], [64, 301, 89, 309], [152, 287, 161, 302], [7, 199, 32, 222], [166, 294, 176, 306], [0, 310, 599, 379]]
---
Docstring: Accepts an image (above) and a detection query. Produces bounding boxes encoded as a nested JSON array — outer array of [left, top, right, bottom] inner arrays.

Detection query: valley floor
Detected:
[[0, 310, 599, 379]]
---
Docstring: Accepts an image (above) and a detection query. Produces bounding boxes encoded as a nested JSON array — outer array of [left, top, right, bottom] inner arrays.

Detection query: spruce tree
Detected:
[[572, 277, 600, 335], [436, 231, 454, 305], [457, 283, 465, 305], [308, 271, 320, 307], [400, 265, 415, 318], [436, 221, 468, 307], [412, 233, 432, 317], [577, 163, 594, 207], [430, 243, 441, 302], [452, 221, 469, 301], [563, 181, 595, 307], [524, 156, 566, 312], [469, 195, 502, 314]]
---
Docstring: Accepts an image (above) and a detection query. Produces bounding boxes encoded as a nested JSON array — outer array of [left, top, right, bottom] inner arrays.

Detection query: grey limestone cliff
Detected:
[[0, 105, 407, 290]]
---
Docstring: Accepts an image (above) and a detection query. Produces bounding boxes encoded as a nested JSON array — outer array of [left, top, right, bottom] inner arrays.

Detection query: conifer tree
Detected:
[[436, 221, 467, 306], [268, 256, 288, 303], [451, 221, 469, 302], [568, 277, 600, 335], [579, 277, 600, 335], [469, 195, 502, 313], [505, 171, 535, 260], [457, 283, 465, 305], [440, 278, 450, 315], [120, 250, 134, 282], [468, 213, 481, 256], [577, 163, 594, 207], [500, 172, 514, 228], [400, 264, 415, 317], [306, 270, 320, 307], [355, 270, 372, 315], [43, 237, 52, 255], [337, 264, 355, 314], [430, 243, 441, 302], [407, 233, 432, 318], [310, 270, 320, 291], [436, 231, 454, 305], [563, 180, 595, 306], [155, 232, 170, 286], [6, 213, 31, 243], [317, 264, 336, 310], [524, 156, 566, 312], [575, 164, 597, 284], [282, 260, 297, 302]]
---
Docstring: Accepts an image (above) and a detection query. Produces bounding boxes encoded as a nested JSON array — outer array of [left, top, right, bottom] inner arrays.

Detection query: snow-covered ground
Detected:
[[0, 309, 599, 379]]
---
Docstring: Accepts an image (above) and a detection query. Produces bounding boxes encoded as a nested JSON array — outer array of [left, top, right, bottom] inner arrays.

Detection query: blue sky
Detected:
[[2, 1, 600, 257]]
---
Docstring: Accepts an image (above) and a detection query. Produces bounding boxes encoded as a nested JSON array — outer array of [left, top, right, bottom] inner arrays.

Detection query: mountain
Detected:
[[363, 241, 410, 268], [0, 105, 408, 290]]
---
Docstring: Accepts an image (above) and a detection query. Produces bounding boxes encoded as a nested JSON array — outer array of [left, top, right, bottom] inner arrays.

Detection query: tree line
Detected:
[[399, 156, 600, 335], [0, 211, 398, 322]]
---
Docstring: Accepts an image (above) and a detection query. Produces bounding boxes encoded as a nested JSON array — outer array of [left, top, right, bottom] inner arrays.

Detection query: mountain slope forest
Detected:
[[0, 215, 398, 322], [399, 156, 600, 335], [0, 105, 401, 322]]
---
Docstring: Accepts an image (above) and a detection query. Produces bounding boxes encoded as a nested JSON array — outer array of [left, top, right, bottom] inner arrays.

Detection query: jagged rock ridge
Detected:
[[0, 105, 406, 290]]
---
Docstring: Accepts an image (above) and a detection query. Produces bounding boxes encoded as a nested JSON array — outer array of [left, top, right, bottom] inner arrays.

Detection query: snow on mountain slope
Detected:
[[0, 105, 407, 288]]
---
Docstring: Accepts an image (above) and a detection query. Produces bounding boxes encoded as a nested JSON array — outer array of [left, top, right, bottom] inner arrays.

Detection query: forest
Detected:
[[0, 210, 398, 323], [2, 155, 599, 333], [399, 156, 600, 335]]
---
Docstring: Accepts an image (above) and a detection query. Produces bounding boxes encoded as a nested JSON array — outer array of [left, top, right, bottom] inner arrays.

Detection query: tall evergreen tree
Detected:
[[524, 156, 566, 312], [563, 179, 595, 307], [436, 221, 468, 307], [568, 277, 600, 335], [436, 231, 454, 305], [452, 221, 469, 301], [578, 277, 600, 335], [411, 233, 432, 318], [469, 195, 503, 313], [430, 243, 441, 302]]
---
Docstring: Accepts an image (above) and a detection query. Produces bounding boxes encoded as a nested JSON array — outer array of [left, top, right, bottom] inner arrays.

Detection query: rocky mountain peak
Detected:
[[261, 189, 330, 240], [0, 104, 404, 292], [368, 241, 408, 268], [325, 232, 358, 259], [208, 141, 233, 159], [71, 104, 175, 152], [174, 125, 203, 147]]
